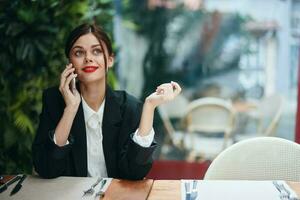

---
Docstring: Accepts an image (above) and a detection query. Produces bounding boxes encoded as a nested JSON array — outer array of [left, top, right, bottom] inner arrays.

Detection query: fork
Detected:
[[83, 177, 102, 196], [277, 182, 300, 200], [273, 181, 292, 200]]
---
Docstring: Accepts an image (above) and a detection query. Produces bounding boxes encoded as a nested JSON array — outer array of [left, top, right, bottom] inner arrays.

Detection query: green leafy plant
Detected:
[[0, 0, 116, 174]]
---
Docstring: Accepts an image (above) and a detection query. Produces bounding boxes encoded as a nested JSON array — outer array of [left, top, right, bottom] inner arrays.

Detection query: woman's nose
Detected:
[[84, 54, 93, 63]]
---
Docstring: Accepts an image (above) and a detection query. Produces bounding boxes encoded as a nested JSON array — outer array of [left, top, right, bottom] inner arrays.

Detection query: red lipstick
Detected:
[[82, 66, 98, 73]]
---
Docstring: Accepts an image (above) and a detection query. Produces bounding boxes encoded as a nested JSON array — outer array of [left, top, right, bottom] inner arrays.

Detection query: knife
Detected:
[[185, 181, 191, 200], [10, 174, 27, 196], [95, 179, 107, 197], [191, 180, 198, 200], [0, 175, 21, 193]]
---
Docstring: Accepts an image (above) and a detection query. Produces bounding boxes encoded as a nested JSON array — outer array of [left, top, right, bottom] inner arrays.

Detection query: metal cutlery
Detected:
[[0, 175, 22, 193], [185, 181, 191, 200], [273, 181, 300, 200], [82, 177, 102, 196], [10, 174, 27, 196], [95, 179, 107, 198], [191, 180, 198, 200], [185, 180, 198, 200]]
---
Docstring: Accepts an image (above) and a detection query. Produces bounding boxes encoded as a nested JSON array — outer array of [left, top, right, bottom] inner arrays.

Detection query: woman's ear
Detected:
[[108, 55, 114, 68]]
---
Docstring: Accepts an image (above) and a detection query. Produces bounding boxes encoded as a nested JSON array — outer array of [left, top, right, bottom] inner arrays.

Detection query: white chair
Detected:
[[182, 97, 236, 160], [204, 137, 300, 181], [234, 94, 283, 141]]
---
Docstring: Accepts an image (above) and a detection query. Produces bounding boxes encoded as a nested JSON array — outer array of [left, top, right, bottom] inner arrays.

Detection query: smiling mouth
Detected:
[[82, 66, 98, 73]]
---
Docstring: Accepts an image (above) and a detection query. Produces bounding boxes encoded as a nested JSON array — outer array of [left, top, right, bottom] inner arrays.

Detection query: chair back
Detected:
[[184, 97, 235, 136], [204, 137, 300, 181], [257, 94, 283, 136]]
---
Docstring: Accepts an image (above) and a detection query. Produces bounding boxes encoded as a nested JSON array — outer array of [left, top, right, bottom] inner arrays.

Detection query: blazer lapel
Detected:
[[102, 87, 123, 177]]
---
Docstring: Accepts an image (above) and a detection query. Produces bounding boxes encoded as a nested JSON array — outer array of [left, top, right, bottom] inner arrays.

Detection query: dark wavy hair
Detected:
[[65, 23, 113, 70]]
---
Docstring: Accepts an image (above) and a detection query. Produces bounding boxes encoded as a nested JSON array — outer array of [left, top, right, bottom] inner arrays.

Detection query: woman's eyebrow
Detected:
[[91, 44, 101, 48], [71, 46, 83, 50], [71, 44, 100, 50]]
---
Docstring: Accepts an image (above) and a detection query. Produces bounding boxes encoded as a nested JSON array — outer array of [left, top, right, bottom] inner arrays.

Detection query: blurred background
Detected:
[[0, 0, 299, 178]]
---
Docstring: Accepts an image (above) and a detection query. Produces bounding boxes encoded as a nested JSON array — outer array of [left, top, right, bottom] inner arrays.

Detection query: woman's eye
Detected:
[[93, 49, 102, 55], [74, 50, 84, 57]]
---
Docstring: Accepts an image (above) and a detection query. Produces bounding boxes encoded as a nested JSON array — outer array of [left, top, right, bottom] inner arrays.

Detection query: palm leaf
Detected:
[[13, 110, 34, 135]]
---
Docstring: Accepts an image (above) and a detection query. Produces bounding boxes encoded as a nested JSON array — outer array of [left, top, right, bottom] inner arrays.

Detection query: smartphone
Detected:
[[68, 62, 76, 93], [70, 77, 76, 94]]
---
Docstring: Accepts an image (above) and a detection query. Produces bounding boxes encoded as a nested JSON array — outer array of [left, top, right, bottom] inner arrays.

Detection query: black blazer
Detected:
[[32, 85, 157, 180]]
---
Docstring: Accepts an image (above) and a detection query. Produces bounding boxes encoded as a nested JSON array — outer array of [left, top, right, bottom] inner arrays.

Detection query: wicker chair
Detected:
[[204, 137, 300, 181], [181, 97, 236, 160]]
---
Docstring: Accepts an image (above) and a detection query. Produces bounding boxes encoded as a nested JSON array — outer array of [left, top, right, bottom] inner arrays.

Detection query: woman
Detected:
[[32, 23, 181, 180]]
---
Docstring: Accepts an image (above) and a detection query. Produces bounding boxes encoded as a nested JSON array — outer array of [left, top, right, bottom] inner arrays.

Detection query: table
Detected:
[[233, 101, 257, 113], [147, 180, 300, 200], [1, 176, 300, 200], [0, 176, 152, 200], [148, 180, 181, 200]]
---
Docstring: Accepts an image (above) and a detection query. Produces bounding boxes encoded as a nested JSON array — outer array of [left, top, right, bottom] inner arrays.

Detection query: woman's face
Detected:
[[69, 33, 113, 84]]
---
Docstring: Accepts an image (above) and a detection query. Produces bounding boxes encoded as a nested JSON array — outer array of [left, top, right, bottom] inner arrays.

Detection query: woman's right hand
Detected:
[[59, 63, 81, 113]]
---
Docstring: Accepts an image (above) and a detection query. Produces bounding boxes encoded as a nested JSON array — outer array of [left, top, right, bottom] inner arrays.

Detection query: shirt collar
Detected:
[[81, 96, 105, 124]]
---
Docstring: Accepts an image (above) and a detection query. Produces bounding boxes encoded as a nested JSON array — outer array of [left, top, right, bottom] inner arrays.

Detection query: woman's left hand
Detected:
[[145, 81, 182, 108]]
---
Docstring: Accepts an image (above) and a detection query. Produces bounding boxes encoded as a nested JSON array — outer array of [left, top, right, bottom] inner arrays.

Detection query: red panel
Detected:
[[296, 46, 300, 144], [146, 160, 211, 180]]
